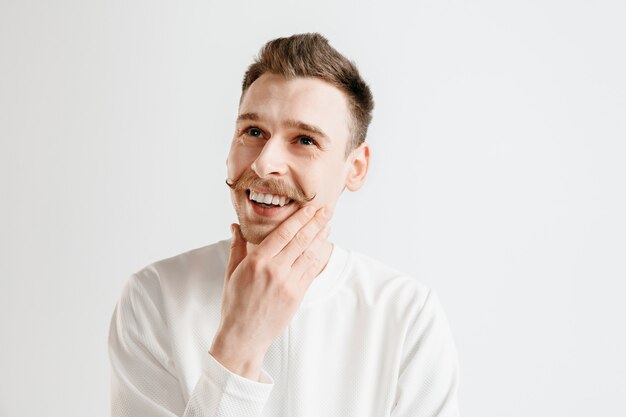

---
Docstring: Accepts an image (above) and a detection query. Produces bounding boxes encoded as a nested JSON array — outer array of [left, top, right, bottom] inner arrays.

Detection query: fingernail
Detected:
[[304, 206, 315, 216], [321, 207, 332, 218]]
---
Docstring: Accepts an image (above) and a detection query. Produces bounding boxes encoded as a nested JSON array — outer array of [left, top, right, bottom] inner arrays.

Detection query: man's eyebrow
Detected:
[[237, 112, 329, 140], [237, 112, 260, 123], [283, 119, 329, 140]]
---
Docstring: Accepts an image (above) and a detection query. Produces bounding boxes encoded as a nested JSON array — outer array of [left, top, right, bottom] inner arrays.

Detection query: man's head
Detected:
[[226, 33, 374, 244]]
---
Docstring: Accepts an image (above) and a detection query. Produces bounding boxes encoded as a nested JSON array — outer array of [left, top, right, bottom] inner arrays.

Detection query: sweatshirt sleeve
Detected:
[[391, 289, 460, 417], [108, 271, 274, 417]]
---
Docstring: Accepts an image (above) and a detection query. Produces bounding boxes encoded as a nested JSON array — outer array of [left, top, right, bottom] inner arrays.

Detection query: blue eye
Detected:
[[246, 127, 263, 138], [298, 136, 315, 146]]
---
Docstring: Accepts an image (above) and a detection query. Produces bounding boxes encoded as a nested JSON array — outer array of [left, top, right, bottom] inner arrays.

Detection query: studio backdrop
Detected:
[[1, 0, 625, 416]]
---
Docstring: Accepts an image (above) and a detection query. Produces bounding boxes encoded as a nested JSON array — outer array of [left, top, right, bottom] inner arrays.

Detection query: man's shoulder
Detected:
[[127, 239, 230, 295], [111, 240, 230, 340], [149, 239, 229, 275], [342, 247, 432, 311]]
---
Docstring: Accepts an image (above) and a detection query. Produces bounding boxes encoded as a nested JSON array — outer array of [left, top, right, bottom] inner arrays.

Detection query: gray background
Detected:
[[1, 0, 625, 416]]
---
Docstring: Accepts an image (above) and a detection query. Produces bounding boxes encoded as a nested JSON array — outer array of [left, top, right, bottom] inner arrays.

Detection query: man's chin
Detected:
[[239, 223, 274, 245]]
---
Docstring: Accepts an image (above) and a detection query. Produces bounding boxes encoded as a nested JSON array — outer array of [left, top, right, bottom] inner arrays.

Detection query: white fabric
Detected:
[[108, 239, 460, 416]]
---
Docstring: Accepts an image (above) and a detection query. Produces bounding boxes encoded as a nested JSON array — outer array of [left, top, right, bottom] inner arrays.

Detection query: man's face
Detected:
[[226, 73, 359, 244]]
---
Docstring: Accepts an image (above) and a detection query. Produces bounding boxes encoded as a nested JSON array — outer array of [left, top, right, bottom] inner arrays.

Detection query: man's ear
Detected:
[[345, 143, 370, 192]]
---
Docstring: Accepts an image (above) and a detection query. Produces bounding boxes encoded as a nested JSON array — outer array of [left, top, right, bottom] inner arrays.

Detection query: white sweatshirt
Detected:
[[108, 239, 460, 416]]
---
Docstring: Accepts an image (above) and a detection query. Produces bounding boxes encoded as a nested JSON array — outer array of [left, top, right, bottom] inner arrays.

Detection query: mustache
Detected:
[[226, 172, 315, 203]]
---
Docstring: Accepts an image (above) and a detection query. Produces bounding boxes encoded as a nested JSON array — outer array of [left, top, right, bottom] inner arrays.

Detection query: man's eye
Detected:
[[298, 136, 316, 146], [246, 127, 263, 138]]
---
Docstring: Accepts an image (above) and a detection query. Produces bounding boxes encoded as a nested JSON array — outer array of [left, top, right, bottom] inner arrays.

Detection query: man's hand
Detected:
[[209, 206, 332, 381]]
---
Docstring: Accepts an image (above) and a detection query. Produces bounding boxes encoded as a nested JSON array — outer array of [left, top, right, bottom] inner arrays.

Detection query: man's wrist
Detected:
[[209, 335, 267, 381]]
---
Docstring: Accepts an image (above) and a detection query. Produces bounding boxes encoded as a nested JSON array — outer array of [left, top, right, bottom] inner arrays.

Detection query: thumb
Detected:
[[226, 223, 247, 279]]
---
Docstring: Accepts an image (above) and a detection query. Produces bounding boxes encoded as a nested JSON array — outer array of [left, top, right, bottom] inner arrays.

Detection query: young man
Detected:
[[109, 33, 460, 416]]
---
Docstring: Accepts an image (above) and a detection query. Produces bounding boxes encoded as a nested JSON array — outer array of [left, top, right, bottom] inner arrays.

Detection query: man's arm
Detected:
[[108, 269, 275, 417], [391, 290, 460, 417]]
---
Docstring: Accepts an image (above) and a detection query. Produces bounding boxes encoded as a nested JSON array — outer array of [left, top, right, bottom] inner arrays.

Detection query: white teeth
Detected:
[[249, 190, 291, 206]]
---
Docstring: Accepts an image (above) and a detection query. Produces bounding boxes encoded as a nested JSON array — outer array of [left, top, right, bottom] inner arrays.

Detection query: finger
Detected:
[[291, 223, 331, 289], [257, 205, 317, 257], [226, 224, 247, 279], [276, 207, 331, 266]]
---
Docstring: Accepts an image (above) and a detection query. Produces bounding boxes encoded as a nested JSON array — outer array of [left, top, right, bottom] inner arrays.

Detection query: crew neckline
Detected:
[[299, 242, 350, 308]]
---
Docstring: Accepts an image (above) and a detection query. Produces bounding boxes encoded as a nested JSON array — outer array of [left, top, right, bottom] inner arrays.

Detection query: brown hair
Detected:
[[241, 33, 374, 155]]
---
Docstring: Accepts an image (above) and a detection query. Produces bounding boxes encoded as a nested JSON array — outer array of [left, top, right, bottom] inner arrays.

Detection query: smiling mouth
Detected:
[[246, 189, 295, 208]]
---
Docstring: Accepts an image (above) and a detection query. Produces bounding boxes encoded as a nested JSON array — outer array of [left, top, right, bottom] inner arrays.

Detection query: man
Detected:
[[109, 33, 459, 416]]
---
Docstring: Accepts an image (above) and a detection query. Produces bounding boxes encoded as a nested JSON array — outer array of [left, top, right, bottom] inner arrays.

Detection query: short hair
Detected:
[[241, 33, 374, 155]]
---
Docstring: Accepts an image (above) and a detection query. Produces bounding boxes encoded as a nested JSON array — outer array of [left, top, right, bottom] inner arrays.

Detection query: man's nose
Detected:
[[251, 136, 288, 178]]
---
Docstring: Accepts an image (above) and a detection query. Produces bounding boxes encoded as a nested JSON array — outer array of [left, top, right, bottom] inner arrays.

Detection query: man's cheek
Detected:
[[226, 158, 245, 181]]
